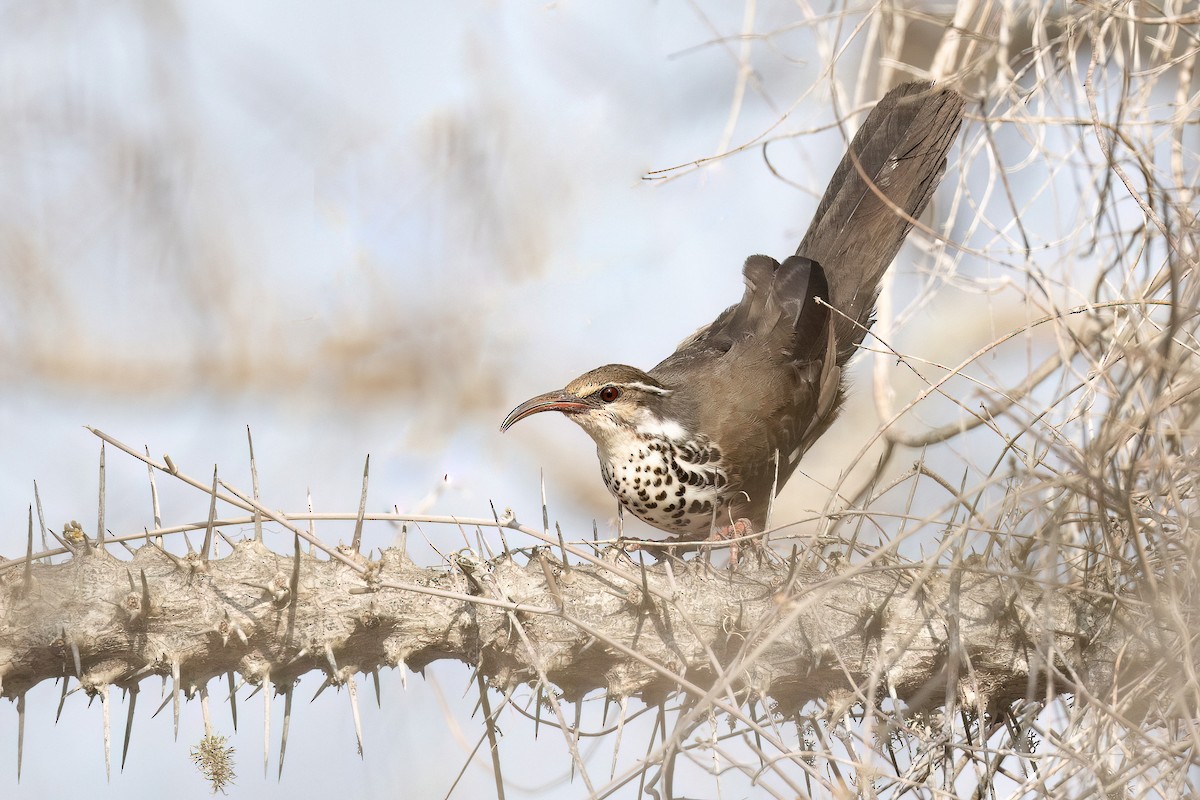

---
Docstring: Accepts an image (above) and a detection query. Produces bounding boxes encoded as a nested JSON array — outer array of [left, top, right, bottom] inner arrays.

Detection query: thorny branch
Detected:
[[0, 493, 1192, 781]]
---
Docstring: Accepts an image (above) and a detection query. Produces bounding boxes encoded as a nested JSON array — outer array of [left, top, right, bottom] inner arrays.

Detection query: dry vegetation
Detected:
[[2, 2, 1199, 798]]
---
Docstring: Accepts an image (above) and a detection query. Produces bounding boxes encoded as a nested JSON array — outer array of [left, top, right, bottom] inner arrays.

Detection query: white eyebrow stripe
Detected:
[[621, 382, 672, 396]]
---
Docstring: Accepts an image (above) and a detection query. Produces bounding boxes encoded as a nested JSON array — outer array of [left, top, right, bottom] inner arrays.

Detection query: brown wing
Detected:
[[647, 82, 964, 528], [651, 256, 832, 527]]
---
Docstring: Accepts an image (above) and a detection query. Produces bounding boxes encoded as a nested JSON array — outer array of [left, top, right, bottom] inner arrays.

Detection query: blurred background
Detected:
[[1, 1, 1193, 797]]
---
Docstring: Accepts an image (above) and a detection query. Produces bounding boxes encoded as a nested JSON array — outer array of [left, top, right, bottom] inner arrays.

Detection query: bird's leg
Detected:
[[708, 517, 759, 564], [620, 518, 763, 564]]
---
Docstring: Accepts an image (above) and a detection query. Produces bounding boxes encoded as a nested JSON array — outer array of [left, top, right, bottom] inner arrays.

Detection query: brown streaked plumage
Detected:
[[502, 82, 965, 540]]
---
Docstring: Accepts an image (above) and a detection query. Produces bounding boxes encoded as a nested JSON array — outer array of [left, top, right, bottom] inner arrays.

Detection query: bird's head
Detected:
[[500, 364, 675, 445]]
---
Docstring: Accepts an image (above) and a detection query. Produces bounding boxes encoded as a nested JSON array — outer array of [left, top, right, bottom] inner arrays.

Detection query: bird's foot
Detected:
[[708, 518, 761, 564], [620, 519, 764, 564]]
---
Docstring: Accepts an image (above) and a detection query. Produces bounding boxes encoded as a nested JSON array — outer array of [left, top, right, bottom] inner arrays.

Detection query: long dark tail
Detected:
[[796, 81, 964, 363]]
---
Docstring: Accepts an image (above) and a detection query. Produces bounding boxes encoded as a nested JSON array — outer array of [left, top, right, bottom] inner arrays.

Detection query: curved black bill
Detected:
[[500, 391, 587, 432]]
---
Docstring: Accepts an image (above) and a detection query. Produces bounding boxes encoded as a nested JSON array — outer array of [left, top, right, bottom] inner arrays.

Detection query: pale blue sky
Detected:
[[0, 4, 867, 795], [0, 2, 1082, 797]]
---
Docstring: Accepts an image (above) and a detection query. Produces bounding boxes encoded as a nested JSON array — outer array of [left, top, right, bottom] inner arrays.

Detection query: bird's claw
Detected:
[[708, 518, 762, 565], [615, 518, 764, 565]]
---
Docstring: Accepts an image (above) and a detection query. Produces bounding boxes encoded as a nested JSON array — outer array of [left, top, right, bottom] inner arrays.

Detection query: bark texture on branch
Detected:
[[0, 540, 1167, 716]]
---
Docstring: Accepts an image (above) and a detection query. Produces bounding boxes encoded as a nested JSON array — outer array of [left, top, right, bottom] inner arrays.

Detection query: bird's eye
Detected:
[[598, 386, 621, 403]]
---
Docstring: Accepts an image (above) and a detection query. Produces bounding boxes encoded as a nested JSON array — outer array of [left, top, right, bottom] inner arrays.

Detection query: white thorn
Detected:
[[278, 687, 293, 780], [611, 696, 628, 779], [171, 660, 181, 741], [100, 684, 111, 781], [121, 687, 138, 771], [263, 671, 271, 778], [200, 686, 212, 736], [347, 675, 364, 758], [16, 692, 26, 781], [69, 638, 82, 678]]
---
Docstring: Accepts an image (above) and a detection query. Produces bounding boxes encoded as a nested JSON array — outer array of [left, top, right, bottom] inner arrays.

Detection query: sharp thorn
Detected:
[[278, 685, 293, 780], [324, 643, 338, 675], [489, 499, 510, 554], [16, 692, 26, 781], [97, 442, 107, 550], [556, 522, 569, 569], [371, 669, 381, 709], [124, 662, 156, 682], [475, 672, 505, 797], [540, 470, 549, 537], [610, 696, 628, 779], [69, 637, 82, 678], [476, 525, 494, 560], [121, 686, 138, 771], [22, 506, 33, 596], [662, 558, 678, 597], [148, 540, 187, 572], [284, 648, 309, 669], [784, 544, 799, 588], [462, 667, 479, 701], [571, 700, 581, 782], [49, 529, 76, 557], [247, 426, 263, 543], [534, 685, 543, 740], [199, 685, 212, 736], [139, 570, 151, 618], [55, 675, 70, 723], [144, 446, 162, 536], [263, 671, 271, 778], [347, 675, 364, 757], [538, 554, 565, 612], [33, 480, 49, 556], [638, 552, 651, 608], [150, 691, 172, 719], [227, 672, 239, 732], [289, 534, 302, 607], [351, 454, 369, 555], [171, 660, 181, 741], [310, 678, 331, 703], [100, 684, 111, 781], [202, 465, 218, 562]]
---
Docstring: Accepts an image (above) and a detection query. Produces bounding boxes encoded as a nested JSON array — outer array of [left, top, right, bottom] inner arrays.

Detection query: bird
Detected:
[[501, 81, 964, 548]]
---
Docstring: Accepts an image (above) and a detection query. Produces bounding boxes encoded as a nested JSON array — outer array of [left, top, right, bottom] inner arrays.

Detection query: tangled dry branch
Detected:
[[1, 511, 1190, 787], [1, 530, 1177, 712]]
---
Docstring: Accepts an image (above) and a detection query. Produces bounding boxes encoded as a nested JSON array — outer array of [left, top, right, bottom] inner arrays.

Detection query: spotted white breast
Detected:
[[595, 425, 727, 536]]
